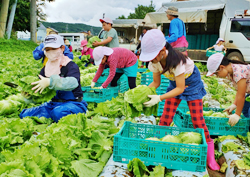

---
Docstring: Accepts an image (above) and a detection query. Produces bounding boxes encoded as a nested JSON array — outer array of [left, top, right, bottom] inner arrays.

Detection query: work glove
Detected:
[[143, 95, 161, 107], [98, 86, 103, 89], [223, 104, 237, 115], [31, 75, 50, 94], [78, 56, 81, 60], [91, 82, 96, 88], [228, 113, 241, 126], [134, 50, 138, 54]]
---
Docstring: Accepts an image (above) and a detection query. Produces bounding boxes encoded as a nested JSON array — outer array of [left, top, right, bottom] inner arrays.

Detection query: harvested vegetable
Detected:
[[18, 76, 56, 104]]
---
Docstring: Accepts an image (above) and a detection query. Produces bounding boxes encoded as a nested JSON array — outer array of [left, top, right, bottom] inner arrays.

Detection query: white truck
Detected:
[[58, 33, 85, 51], [144, 0, 250, 62]]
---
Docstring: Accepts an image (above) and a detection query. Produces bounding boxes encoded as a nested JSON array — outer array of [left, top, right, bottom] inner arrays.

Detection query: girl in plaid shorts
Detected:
[[139, 29, 220, 171]]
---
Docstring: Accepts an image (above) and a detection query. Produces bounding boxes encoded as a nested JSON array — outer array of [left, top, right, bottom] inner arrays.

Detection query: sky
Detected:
[[43, 0, 170, 27]]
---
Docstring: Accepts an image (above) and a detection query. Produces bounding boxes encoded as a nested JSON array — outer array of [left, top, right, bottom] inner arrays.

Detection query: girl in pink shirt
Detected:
[[79, 40, 94, 64], [207, 53, 250, 126], [91, 46, 138, 89]]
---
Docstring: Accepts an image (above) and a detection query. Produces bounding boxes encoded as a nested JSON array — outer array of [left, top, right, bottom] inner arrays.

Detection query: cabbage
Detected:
[[203, 110, 214, 116], [145, 137, 160, 141], [86, 36, 101, 49], [81, 73, 96, 87], [178, 132, 202, 144], [162, 135, 181, 143]]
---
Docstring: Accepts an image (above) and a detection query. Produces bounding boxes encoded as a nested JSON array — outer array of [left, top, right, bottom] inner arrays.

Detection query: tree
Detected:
[[0, 0, 49, 35], [0, 0, 10, 38], [117, 15, 126, 19], [30, 0, 55, 42], [117, 1, 155, 19]]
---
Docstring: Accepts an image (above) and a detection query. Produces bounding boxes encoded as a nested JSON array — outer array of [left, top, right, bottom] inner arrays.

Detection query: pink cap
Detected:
[[100, 18, 113, 24], [93, 46, 114, 66], [139, 29, 166, 62], [80, 40, 87, 47], [206, 53, 224, 76]]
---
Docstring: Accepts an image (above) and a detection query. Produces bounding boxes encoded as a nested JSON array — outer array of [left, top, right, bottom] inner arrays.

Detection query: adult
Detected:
[[65, 39, 73, 52], [139, 29, 220, 171], [92, 18, 119, 48], [86, 30, 93, 41], [33, 31, 73, 66], [135, 28, 149, 68], [20, 34, 87, 122], [165, 6, 188, 56], [91, 46, 137, 89]]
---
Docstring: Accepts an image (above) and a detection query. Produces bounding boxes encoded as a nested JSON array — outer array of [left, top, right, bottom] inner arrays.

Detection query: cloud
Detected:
[[44, 0, 167, 27]]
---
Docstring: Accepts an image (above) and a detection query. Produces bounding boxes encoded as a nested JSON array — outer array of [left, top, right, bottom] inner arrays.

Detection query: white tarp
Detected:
[[144, 0, 225, 24], [113, 19, 156, 28], [144, 11, 207, 24]]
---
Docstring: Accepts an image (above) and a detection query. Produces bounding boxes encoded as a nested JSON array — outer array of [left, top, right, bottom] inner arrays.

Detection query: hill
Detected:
[[42, 22, 102, 35]]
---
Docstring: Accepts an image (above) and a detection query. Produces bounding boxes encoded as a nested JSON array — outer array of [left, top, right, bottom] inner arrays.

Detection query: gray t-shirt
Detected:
[[103, 28, 119, 48]]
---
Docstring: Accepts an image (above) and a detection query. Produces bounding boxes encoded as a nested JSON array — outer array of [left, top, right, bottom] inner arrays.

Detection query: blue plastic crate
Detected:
[[113, 121, 207, 172], [174, 106, 250, 136], [82, 86, 119, 103]]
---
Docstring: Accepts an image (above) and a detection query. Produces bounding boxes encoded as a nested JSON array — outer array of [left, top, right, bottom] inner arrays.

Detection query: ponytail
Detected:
[[220, 57, 247, 66], [162, 42, 188, 74]]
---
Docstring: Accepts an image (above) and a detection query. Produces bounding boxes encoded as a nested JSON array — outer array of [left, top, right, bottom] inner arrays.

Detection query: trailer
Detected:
[[144, 0, 250, 62]]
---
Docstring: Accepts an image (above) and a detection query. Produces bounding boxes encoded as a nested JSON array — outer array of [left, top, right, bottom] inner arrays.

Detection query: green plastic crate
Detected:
[[157, 100, 188, 117], [96, 72, 129, 93], [113, 121, 207, 172], [138, 68, 148, 73], [174, 106, 250, 136], [141, 72, 170, 95], [82, 86, 119, 103], [206, 50, 225, 58]]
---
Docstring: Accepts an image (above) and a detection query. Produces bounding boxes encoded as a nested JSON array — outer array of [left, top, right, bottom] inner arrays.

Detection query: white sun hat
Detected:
[[206, 53, 224, 76], [139, 29, 166, 62], [93, 46, 114, 66]]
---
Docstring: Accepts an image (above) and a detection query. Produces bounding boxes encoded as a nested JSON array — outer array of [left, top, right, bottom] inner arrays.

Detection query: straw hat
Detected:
[[166, 6, 179, 16]]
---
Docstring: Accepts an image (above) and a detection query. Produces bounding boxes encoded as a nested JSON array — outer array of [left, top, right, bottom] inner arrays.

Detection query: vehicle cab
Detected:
[[224, 10, 250, 62]]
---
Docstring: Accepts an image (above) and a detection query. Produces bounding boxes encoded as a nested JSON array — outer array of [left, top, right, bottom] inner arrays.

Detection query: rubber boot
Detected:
[[207, 139, 220, 171]]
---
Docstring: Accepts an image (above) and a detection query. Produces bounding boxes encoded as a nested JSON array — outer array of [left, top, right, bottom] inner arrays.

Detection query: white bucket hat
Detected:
[[43, 34, 64, 50], [139, 29, 166, 62], [206, 53, 224, 76], [215, 38, 225, 45], [93, 46, 114, 66]]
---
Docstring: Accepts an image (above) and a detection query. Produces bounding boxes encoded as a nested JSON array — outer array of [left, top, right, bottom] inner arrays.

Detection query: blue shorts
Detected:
[[116, 60, 138, 77]]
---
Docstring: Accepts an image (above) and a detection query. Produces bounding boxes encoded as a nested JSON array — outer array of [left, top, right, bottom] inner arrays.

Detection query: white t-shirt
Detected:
[[213, 45, 224, 51], [148, 57, 194, 81]]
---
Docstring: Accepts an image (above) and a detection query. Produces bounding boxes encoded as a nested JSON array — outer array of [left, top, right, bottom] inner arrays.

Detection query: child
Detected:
[[20, 34, 87, 122], [139, 29, 220, 171], [207, 38, 227, 52], [92, 18, 119, 48], [206, 53, 249, 126], [33, 31, 73, 66], [91, 46, 138, 89], [79, 40, 94, 65]]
